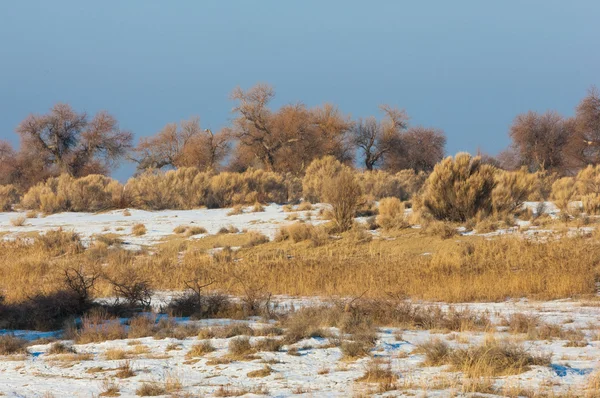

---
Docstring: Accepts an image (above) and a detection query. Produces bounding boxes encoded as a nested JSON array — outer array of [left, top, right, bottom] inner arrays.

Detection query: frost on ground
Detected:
[[1, 298, 600, 397]]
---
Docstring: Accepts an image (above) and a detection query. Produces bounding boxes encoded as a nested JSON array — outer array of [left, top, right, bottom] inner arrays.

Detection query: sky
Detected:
[[1, 1, 599, 180]]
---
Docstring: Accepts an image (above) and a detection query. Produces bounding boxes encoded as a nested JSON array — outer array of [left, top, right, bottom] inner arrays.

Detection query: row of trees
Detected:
[[496, 87, 600, 173], [2, 84, 599, 191]]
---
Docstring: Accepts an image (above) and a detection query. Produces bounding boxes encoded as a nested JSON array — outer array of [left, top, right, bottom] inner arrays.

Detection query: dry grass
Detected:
[[247, 365, 273, 378], [115, 360, 135, 378], [419, 337, 551, 377], [186, 341, 215, 358], [227, 337, 255, 359], [10, 215, 27, 227], [0, 335, 28, 355], [135, 381, 166, 396], [132, 223, 147, 236]]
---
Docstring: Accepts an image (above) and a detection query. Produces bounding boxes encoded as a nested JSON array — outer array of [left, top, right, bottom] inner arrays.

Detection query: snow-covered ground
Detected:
[[1, 298, 599, 397], [1, 203, 600, 396], [0, 204, 325, 248]]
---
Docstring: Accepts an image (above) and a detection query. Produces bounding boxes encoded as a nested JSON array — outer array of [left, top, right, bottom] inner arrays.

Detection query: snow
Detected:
[[0, 204, 325, 247], [0, 298, 599, 397]]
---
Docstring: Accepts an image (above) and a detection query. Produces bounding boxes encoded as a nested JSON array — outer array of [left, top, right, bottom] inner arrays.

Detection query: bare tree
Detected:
[[509, 110, 571, 172], [384, 126, 446, 172], [135, 117, 230, 172], [353, 105, 408, 170], [16, 104, 132, 177], [566, 86, 600, 167], [230, 84, 353, 174]]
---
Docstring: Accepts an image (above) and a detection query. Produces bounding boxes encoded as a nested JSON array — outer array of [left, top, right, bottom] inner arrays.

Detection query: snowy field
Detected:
[[1, 298, 600, 397], [1, 203, 599, 397]]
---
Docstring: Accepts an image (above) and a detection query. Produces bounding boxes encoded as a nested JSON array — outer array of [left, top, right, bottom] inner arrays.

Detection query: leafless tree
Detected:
[[566, 86, 600, 167], [384, 126, 446, 172], [134, 117, 230, 172], [353, 105, 408, 170], [16, 104, 132, 177], [509, 110, 571, 172]]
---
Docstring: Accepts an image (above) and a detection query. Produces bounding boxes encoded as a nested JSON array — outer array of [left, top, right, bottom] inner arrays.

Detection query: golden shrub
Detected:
[[582, 193, 600, 215], [376, 197, 407, 230], [21, 174, 124, 213], [551, 177, 577, 214], [302, 156, 350, 203], [324, 169, 363, 232], [0, 184, 19, 211], [576, 165, 600, 195], [420, 153, 496, 222], [492, 168, 537, 214]]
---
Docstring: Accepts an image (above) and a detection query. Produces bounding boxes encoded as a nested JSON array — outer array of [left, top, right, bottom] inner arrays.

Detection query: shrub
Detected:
[[228, 337, 254, 358], [420, 153, 496, 222], [576, 164, 600, 195], [136, 382, 166, 396], [340, 341, 370, 360], [186, 341, 215, 357], [0, 185, 19, 211], [582, 193, 600, 215], [302, 156, 350, 203], [376, 197, 407, 230], [323, 169, 363, 232], [10, 215, 26, 227], [492, 168, 537, 214], [0, 335, 28, 355], [551, 177, 577, 217], [276, 223, 328, 244], [132, 223, 147, 236], [21, 174, 124, 213], [357, 169, 425, 201]]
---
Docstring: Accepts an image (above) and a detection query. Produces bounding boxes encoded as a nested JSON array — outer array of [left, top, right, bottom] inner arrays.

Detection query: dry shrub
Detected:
[[0, 335, 28, 355], [75, 311, 127, 344], [47, 342, 76, 355], [186, 341, 215, 357], [419, 337, 549, 376], [100, 379, 120, 397], [376, 197, 407, 230], [0, 184, 19, 211], [254, 338, 282, 352], [227, 204, 244, 216], [115, 360, 135, 378], [297, 201, 312, 211], [357, 169, 425, 202], [252, 202, 265, 212], [247, 365, 273, 378], [10, 215, 26, 226], [302, 156, 350, 203], [576, 164, 600, 195], [135, 381, 166, 396], [505, 313, 539, 334], [340, 340, 371, 360], [420, 153, 496, 222], [582, 193, 600, 215], [132, 223, 147, 236], [22, 174, 125, 213], [449, 338, 550, 377], [276, 223, 328, 245], [228, 337, 255, 359], [126, 167, 210, 210], [492, 168, 537, 214], [356, 359, 397, 384], [551, 177, 577, 218], [323, 169, 363, 232], [423, 220, 458, 239]]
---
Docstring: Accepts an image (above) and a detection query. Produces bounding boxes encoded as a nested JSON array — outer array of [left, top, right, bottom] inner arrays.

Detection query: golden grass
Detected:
[[1, 219, 600, 306]]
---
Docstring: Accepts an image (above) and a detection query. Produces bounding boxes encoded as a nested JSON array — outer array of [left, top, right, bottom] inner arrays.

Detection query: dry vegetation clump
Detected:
[[420, 153, 496, 222], [10, 215, 27, 226], [99, 378, 120, 397], [491, 168, 537, 215], [131, 223, 147, 236], [302, 156, 350, 203], [227, 204, 244, 216], [275, 223, 328, 245], [356, 359, 397, 385], [22, 174, 125, 213], [228, 337, 255, 359], [247, 365, 273, 378], [0, 335, 28, 355], [419, 337, 550, 377], [552, 177, 578, 220], [135, 381, 166, 396], [323, 169, 363, 232], [75, 311, 127, 344], [0, 184, 19, 211], [296, 201, 312, 211], [357, 169, 425, 202], [376, 197, 408, 230], [186, 341, 215, 358], [254, 338, 283, 352], [47, 342, 76, 355]]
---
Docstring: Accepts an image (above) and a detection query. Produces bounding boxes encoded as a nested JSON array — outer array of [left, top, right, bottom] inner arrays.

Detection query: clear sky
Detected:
[[1, 1, 599, 180]]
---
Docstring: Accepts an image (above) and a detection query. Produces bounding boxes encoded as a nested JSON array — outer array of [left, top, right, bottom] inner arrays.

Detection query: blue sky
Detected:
[[1, 1, 599, 179]]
